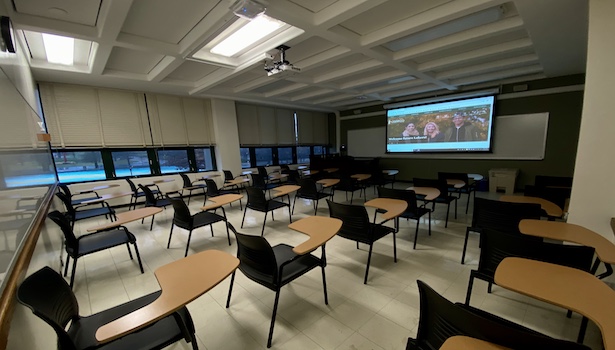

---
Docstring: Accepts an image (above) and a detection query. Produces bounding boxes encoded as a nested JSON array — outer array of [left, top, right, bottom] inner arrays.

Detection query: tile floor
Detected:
[[26, 184, 609, 349]]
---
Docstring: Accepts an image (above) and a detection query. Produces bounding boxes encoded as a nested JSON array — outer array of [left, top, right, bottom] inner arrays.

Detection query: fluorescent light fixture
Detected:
[[383, 88, 500, 109], [42, 33, 74, 65], [210, 15, 282, 57]]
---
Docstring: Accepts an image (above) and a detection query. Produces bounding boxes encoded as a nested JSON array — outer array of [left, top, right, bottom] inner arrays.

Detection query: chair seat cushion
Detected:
[[297, 192, 329, 200], [74, 207, 115, 221], [193, 211, 226, 227], [400, 206, 431, 220], [69, 291, 192, 350], [75, 229, 135, 256], [266, 200, 288, 211], [273, 244, 321, 286]]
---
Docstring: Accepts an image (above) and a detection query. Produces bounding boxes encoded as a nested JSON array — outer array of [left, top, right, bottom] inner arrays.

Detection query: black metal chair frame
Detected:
[[47, 210, 144, 288], [375, 187, 431, 249], [180, 173, 207, 205], [461, 197, 543, 264], [407, 280, 591, 350], [241, 187, 291, 236], [331, 176, 365, 204], [139, 184, 173, 230], [55, 192, 116, 230], [204, 178, 243, 210], [327, 199, 396, 284], [292, 177, 331, 215], [167, 197, 230, 257], [437, 172, 477, 214], [17, 266, 198, 350], [412, 178, 457, 228], [58, 183, 100, 206], [225, 223, 328, 348], [126, 178, 161, 210]]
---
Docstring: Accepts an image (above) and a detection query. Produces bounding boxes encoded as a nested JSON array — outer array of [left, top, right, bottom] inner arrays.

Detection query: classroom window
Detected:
[[254, 148, 273, 166], [158, 149, 189, 174], [278, 147, 293, 165], [297, 146, 311, 163], [111, 150, 151, 177], [195, 147, 214, 171], [1, 151, 56, 188], [53, 151, 106, 183], [314, 146, 324, 155], [240, 148, 251, 168]]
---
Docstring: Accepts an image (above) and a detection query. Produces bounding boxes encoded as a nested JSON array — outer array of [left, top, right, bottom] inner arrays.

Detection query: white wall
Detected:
[[568, 0, 615, 238], [211, 99, 242, 176]]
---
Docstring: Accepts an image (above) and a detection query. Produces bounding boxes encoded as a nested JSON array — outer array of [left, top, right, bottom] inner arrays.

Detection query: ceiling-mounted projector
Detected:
[[264, 45, 300, 78], [230, 0, 266, 19]]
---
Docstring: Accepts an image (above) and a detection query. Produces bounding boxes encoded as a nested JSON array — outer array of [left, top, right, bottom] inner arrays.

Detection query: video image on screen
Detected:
[[386, 96, 495, 153]]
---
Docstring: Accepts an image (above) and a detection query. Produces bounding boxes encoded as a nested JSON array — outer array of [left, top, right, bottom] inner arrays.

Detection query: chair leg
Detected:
[[64, 255, 70, 276], [321, 265, 328, 305], [454, 198, 457, 219], [314, 200, 319, 216], [465, 274, 475, 305], [461, 227, 471, 264], [184, 229, 193, 257], [267, 289, 281, 348], [289, 205, 292, 223], [427, 211, 431, 236], [125, 243, 134, 259], [241, 208, 247, 228], [392, 231, 397, 263], [466, 192, 471, 214], [444, 203, 450, 228], [364, 243, 374, 284], [167, 224, 175, 248], [150, 215, 155, 231], [577, 316, 589, 343], [261, 212, 268, 236], [132, 242, 145, 273], [69, 258, 78, 288], [413, 219, 420, 250], [225, 271, 236, 308], [210, 224, 214, 237], [487, 281, 493, 293]]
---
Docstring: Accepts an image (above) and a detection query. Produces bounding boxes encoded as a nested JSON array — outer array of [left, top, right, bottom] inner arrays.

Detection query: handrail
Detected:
[[0, 183, 57, 350]]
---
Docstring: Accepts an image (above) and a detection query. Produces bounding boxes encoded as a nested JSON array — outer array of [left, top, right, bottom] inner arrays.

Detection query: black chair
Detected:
[[126, 178, 161, 210], [437, 172, 477, 214], [179, 173, 207, 205], [17, 266, 198, 350], [241, 187, 291, 236], [223, 170, 244, 191], [292, 178, 330, 215], [368, 170, 394, 194], [58, 183, 100, 206], [225, 223, 327, 348], [376, 187, 431, 249], [204, 178, 242, 210], [465, 228, 595, 305], [167, 197, 229, 257], [461, 197, 543, 264], [285, 169, 302, 185], [139, 184, 172, 230], [412, 178, 457, 228], [55, 192, 116, 230], [250, 173, 280, 197], [407, 280, 591, 350], [47, 210, 144, 288], [331, 176, 365, 204], [327, 199, 396, 284]]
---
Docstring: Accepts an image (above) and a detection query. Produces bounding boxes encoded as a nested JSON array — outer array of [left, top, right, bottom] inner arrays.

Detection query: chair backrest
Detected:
[[204, 178, 220, 196], [280, 164, 290, 174], [471, 197, 542, 233], [58, 183, 72, 198], [223, 170, 234, 182], [287, 170, 301, 184], [138, 184, 157, 206], [17, 266, 79, 349], [257, 166, 268, 178], [250, 173, 267, 190], [47, 210, 78, 251], [534, 175, 573, 189], [227, 223, 277, 286], [326, 200, 372, 242], [180, 173, 192, 188], [413, 178, 448, 199], [376, 186, 418, 212], [125, 178, 139, 193], [297, 178, 319, 196], [413, 280, 591, 350], [476, 229, 595, 281], [169, 197, 193, 228], [55, 192, 75, 215], [246, 186, 268, 210]]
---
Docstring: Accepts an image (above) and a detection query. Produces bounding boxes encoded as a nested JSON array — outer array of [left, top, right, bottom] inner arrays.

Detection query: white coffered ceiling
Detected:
[[2, 0, 588, 112]]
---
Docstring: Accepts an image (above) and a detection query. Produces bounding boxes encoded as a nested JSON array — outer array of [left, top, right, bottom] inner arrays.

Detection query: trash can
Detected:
[[488, 168, 519, 195]]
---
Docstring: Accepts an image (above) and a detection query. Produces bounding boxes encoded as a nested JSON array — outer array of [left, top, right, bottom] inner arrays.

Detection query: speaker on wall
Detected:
[[1, 16, 15, 53]]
